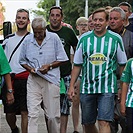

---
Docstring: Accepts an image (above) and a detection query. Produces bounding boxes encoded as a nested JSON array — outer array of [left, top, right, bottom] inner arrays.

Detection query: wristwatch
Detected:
[[49, 63, 53, 70], [7, 89, 13, 93]]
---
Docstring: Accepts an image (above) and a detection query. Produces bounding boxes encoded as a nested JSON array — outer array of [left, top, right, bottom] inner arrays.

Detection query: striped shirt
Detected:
[[74, 30, 127, 94], [19, 30, 68, 86], [120, 58, 133, 108]]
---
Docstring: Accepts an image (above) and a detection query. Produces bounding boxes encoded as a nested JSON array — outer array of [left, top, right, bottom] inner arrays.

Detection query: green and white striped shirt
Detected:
[[74, 30, 127, 94], [120, 58, 133, 108]]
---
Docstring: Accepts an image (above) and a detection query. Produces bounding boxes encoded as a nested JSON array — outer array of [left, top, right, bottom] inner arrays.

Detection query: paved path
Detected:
[[0, 103, 83, 133], [0, 102, 121, 133]]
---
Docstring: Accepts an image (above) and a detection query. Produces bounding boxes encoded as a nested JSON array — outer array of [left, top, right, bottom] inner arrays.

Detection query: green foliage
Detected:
[[32, 0, 133, 33]]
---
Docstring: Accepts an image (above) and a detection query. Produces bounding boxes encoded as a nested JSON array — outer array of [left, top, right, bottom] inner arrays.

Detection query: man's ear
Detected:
[[123, 19, 126, 25], [76, 25, 79, 31], [106, 20, 109, 27], [129, 12, 132, 17], [28, 19, 30, 24]]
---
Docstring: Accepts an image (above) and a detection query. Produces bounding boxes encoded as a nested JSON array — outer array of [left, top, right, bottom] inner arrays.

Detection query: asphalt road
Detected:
[[0, 101, 121, 133], [0, 103, 83, 133]]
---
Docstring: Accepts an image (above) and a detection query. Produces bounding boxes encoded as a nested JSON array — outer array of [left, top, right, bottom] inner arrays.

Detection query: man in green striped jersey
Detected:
[[120, 58, 133, 133], [68, 8, 127, 133]]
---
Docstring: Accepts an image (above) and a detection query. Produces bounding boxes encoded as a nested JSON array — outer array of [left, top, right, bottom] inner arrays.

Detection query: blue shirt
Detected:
[[19, 30, 68, 86]]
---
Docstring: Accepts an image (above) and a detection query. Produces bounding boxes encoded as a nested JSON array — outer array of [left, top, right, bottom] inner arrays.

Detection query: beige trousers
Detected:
[[27, 74, 60, 133]]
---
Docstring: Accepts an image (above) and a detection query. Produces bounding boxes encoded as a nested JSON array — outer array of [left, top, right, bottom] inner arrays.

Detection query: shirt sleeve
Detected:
[[73, 42, 83, 66], [117, 37, 127, 65], [69, 28, 78, 47], [55, 34, 69, 61], [0, 45, 11, 75], [120, 59, 133, 83]]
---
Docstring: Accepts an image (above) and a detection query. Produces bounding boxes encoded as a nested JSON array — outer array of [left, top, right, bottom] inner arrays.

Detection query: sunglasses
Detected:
[[50, 6, 62, 11], [118, 2, 131, 8], [78, 24, 88, 27], [49, 6, 63, 16]]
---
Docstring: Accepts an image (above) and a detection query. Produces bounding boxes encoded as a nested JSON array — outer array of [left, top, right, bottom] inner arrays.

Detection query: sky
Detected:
[[1, 0, 39, 22]]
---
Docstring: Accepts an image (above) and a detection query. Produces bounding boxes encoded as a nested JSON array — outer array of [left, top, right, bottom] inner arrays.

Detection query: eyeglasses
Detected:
[[78, 24, 88, 27], [17, 8, 29, 14]]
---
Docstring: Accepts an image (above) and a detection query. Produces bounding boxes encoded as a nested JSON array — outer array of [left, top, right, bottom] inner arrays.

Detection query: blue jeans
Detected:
[[80, 93, 115, 124]]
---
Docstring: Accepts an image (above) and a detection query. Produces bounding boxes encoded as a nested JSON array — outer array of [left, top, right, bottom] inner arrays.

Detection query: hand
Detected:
[[6, 93, 14, 104], [74, 80, 80, 95], [120, 102, 126, 116], [39, 65, 49, 74], [67, 86, 75, 101], [30, 68, 36, 74]]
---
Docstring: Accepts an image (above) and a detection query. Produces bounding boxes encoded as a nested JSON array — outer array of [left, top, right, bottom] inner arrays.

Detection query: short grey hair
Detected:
[[32, 17, 47, 29], [110, 7, 126, 20]]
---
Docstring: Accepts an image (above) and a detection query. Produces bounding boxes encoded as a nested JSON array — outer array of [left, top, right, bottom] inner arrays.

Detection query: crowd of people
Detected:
[[0, 1, 133, 133]]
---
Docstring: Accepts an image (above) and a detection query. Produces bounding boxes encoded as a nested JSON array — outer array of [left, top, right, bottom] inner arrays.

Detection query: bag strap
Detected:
[[9, 32, 30, 63]]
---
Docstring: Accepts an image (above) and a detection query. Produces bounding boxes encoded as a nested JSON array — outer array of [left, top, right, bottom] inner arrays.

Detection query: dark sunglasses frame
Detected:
[[49, 6, 63, 16]]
